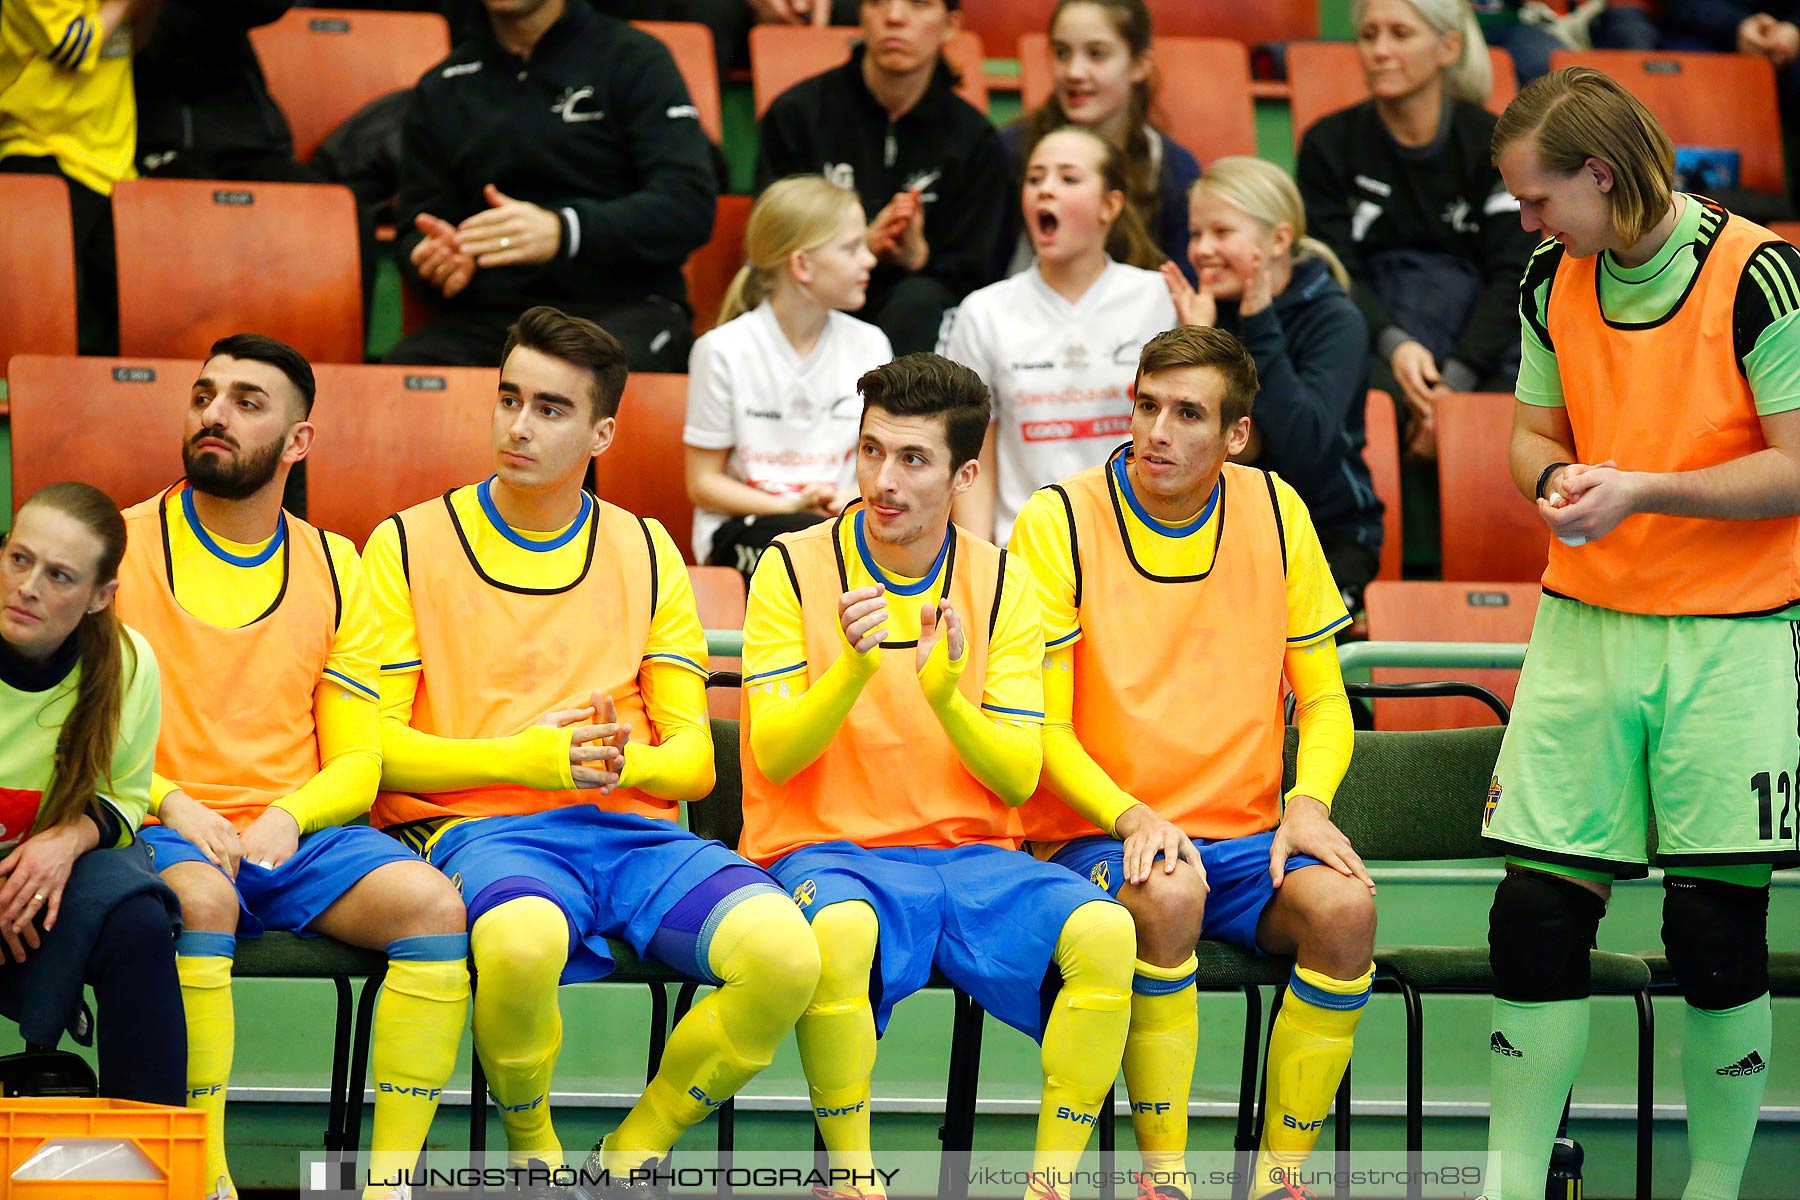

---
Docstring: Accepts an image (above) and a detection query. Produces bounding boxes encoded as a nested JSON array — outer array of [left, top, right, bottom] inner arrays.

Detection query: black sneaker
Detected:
[[570, 1146, 669, 1199]]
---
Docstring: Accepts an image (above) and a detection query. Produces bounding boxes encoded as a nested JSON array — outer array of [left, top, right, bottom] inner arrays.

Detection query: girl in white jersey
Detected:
[[684, 176, 893, 573], [943, 125, 1176, 543]]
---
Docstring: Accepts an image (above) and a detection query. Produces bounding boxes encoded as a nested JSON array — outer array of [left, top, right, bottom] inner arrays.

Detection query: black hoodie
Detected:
[[1217, 255, 1384, 552], [755, 42, 1008, 308], [396, 0, 717, 312]]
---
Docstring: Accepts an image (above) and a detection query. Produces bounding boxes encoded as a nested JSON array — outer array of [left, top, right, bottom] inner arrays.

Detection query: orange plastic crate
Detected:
[[0, 1099, 206, 1198]]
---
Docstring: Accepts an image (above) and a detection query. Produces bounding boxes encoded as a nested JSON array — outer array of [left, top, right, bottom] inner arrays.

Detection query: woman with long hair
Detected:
[[943, 125, 1175, 544], [0, 482, 181, 1104], [1001, 0, 1196, 278], [1164, 157, 1386, 611], [1297, 0, 1536, 457], [685, 176, 892, 576]]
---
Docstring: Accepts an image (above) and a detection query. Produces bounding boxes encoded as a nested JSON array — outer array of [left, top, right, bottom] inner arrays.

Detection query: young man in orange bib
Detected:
[[117, 335, 472, 1200], [1008, 326, 1376, 1198], [1482, 69, 1800, 1200], [738, 352, 1137, 1200], [362, 306, 819, 1190]]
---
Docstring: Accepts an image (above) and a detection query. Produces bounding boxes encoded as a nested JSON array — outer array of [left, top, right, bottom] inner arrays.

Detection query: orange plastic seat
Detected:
[[303, 364, 500, 546], [684, 195, 753, 335], [1436, 392, 1549, 582], [1362, 389, 1403, 583], [1549, 49, 1785, 194], [0, 177, 78, 383], [633, 20, 724, 144], [688, 565, 747, 718], [1364, 580, 1540, 730], [592, 373, 697, 562], [112, 179, 364, 364], [8, 355, 195, 514], [249, 8, 451, 163]]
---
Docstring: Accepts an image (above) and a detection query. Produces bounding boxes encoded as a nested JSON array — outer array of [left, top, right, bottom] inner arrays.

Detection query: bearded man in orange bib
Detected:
[[118, 334, 471, 1200], [1008, 326, 1376, 1198]]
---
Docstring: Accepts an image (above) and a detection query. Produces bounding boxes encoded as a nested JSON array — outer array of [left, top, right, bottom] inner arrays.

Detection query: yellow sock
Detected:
[[793, 901, 883, 1195], [177, 933, 236, 1200], [1123, 955, 1198, 1181], [1032, 900, 1134, 1199], [364, 935, 471, 1199], [1255, 965, 1373, 1197], [471, 898, 569, 1169], [603, 891, 818, 1174]]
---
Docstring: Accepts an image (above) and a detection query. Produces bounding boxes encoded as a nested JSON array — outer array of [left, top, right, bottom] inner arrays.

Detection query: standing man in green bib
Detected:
[[1486, 67, 1800, 1200]]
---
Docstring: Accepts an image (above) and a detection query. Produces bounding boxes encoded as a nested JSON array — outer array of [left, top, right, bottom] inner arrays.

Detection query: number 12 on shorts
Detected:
[[1752, 770, 1794, 841]]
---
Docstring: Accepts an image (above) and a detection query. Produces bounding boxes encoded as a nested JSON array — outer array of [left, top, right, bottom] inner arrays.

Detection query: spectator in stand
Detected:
[[1297, 0, 1535, 458], [941, 126, 1175, 545], [756, 0, 1009, 356], [684, 176, 892, 577], [0, 0, 157, 354], [134, 0, 315, 183], [1163, 158, 1385, 613], [387, 0, 716, 371], [1472, 1, 1660, 85], [1001, 0, 1196, 281]]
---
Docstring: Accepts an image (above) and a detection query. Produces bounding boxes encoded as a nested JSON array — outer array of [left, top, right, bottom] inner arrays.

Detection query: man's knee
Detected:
[[716, 892, 822, 1012], [164, 863, 240, 934], [1489, 869, 1606, 1002], [386, 863, 469, 937], [1056, 899, 1136, 990], [1121, 865, 1207, 959], [1288, 870, 1377, 959], [470, 896, 569, 981], [1663, 874, 1770, 1010], [808, 900, 878, 988]]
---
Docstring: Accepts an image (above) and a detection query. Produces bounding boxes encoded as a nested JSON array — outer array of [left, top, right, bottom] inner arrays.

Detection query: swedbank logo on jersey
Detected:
[[793, 879, 817, 908]]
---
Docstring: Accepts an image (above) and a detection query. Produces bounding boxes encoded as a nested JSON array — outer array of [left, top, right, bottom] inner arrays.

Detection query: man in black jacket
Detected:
[[387, 0, 716, 370], [755, 0, 1007, 355]]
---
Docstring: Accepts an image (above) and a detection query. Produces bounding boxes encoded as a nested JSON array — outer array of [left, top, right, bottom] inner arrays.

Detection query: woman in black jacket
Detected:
[[1164, 157, 1385, 611], [1297, 0, 1536, 458]]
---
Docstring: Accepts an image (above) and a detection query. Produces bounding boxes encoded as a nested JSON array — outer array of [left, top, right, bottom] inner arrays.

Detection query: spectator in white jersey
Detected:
[[941, 125, 1174, 544], [684, 176, 893, 576]]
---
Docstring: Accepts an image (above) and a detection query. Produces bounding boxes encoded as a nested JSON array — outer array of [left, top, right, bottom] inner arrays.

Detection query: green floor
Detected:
[[7, 867, 1792, 1196]]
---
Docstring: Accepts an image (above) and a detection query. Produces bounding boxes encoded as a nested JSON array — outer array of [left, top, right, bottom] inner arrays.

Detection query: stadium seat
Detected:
[[249, 8, 452, 164], [1363, 581, 1540, 730], [1322, 724, 1654, 1194], [1286, 41, 1518, 149], [1436, 392, 1548, 582], [1149, 0, 1318, 44], [593, 373, 697, 562], [0, 177, 78, 383], [1549, 49, 1785, 194], [633, 20, 724, 145], [304, 364, 499, 546], [112, 179, 365, 365], [1363, 389, 1402, 583], [689, 566, 746, 718], [960, 0, 1057, 67], [684, 194, 753, 335], [1017, 34, 1256, 164], [7, 355, 193, 515], [750, 25, 988, 117], [1770, 221, 1800, 245]]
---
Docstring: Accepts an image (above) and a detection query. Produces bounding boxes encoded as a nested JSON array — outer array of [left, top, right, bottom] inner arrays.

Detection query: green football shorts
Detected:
[[1483, 593, 1800, 877]]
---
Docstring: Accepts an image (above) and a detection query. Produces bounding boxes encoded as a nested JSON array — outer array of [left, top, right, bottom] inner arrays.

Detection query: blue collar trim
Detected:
[[1113, 453, 1218, 539], [477, 476, 590, 553], [181, 485, 284, 567], [853, 509, 949, 597]]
